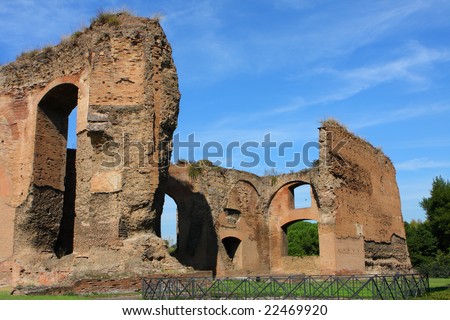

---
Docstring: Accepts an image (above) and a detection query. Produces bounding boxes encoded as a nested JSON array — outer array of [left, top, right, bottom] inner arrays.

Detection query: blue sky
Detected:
[[1, 0, 450, 241]]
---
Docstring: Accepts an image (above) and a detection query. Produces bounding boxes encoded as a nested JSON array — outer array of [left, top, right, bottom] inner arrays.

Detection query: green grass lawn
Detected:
[[416, 278, 450, 300], [208, 276, 436, 300], [0, 287, 88, 300], [1, 277, 448, 300], [0, 287, 140, 300]]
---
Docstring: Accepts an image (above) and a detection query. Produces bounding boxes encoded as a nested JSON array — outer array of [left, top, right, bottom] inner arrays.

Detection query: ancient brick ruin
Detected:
[[167, 121, 411, 277], [0, 13, 411, 289]]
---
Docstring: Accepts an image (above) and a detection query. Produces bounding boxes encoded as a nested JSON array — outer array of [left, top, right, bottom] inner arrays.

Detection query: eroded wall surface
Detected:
[[316, 120, 411, 274], [0, 13, 185, 287]]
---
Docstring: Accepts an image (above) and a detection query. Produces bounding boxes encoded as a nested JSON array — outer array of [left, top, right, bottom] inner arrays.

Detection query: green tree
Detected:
[[404, 220, 438, 266], [420, 176, 450, 252], [286, 221, 319, 257]]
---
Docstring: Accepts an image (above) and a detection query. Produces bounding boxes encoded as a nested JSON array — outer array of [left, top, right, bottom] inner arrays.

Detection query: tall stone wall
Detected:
[[0, 13, 185, 287], [320, 121, 411, 273], [316, 120, 411, 274]]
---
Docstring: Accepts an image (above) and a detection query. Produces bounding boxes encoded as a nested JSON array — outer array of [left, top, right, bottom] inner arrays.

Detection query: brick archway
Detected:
[[26, 83, 79, 256], [165, 172, 218, 274], [268, 181, 321, 274]]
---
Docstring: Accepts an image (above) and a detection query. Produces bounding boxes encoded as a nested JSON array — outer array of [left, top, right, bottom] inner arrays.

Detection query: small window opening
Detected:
[[282, 220, 319, 257], [222, 237, 241, 260], [292, 184, 311, 209]]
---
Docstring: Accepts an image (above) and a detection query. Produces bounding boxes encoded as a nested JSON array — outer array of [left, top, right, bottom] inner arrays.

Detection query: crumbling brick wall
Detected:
[[0, 13, 185, 287], [316, 120, 411, 274], [167, 121, 412, 276]]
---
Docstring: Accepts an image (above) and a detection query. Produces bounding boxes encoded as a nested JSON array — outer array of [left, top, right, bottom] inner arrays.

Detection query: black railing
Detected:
[[142, 274, 429, 300]]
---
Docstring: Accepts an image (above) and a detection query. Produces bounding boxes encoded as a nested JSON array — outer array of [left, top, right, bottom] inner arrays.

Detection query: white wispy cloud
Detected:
[[245, 0, 431, 73], [312, 1, 427, 57], [162, 1, 249, 84], [329, 42, 450, 87], [396, 158, 450, 171], [271, 43, 450, 115], [270, 86, 368, 115], [351, 104, 450, 129], [163, 0, 222, 30], [158, 0, 438, 85]]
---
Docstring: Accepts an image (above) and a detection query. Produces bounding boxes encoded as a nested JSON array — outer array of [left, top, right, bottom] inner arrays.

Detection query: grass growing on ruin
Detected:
[[188, 160, 222, 180], [16, 45, 54, 61], [91, 10, 132, 27], [188, 162, 203, 180]]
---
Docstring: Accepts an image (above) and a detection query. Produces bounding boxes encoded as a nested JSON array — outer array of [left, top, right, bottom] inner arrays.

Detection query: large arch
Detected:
[[268, 180, 321, 274], [26, 83, 79, 256], [165, 173, 218, 274]]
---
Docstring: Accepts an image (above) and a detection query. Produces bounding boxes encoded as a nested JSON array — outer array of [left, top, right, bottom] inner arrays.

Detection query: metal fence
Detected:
[[142, 274, 429, 300]]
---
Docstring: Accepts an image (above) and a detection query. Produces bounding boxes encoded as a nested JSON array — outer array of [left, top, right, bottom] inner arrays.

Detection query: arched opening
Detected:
[[282, 220, 319, 257], [165, 174, 218, 274], [222, 237, 241, 261], [291, 184, 311, 209], [161, 194, 178, 254], [33, 83, 78, 257]]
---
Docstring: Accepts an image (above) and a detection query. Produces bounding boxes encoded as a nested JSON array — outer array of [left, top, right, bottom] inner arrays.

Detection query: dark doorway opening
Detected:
[[222, 237, 241, 260]]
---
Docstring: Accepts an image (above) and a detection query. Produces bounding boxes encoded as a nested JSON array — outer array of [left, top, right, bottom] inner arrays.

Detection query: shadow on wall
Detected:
[[165, 175, 218, 275]]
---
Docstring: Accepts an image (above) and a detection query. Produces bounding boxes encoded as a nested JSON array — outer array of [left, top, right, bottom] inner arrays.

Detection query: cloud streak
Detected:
[[327, 42, 450, 87], [396, 158, 450, 171], [270, 43, 450, 115], [158, 0, 439, 85], [351, 104, 450, 129]]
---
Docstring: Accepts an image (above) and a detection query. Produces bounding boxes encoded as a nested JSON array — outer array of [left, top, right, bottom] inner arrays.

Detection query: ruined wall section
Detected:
[[318, 120, 411, 273], [167, 164, 323, 276], [1, 12, 412, 286], [0, 13, 184, 286], [168, 164, 272, 276], [76, 15, 180, 251], [0, 26, 93, 285], [74, 16, 182, 281]]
